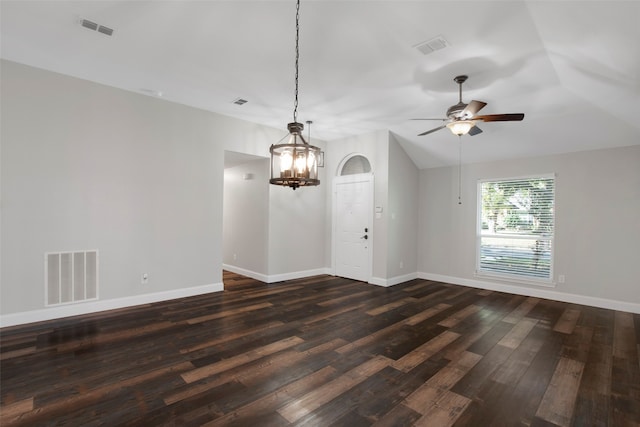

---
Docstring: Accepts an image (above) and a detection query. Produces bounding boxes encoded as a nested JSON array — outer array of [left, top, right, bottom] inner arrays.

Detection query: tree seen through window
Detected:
[[478, 176, 555, 281]]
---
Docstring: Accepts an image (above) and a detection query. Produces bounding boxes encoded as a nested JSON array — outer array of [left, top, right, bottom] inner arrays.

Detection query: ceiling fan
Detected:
[[413, 75, 524, 137]]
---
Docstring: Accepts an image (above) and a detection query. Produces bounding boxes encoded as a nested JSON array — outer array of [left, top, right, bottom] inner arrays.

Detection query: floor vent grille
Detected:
[[45, 250, 98, 306]]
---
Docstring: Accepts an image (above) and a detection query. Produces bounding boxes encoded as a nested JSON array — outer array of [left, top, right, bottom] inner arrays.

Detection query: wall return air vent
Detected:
[[45, 250, 99, 306]]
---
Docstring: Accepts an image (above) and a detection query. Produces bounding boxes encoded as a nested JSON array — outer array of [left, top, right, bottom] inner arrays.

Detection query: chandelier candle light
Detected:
[[269, 0, 321, 190]]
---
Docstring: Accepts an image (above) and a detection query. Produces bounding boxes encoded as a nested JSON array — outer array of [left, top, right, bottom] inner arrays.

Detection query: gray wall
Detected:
[[324, 130, 420, 285], [223, 158, 269, 276], [222, 154, 328, 281], [325, 130, 391, 282], [418, 144, 640, 308], [387, 134, 419, 281], [268, 178, 327, 277], [4, 58, 637, 322], [1, 60, 327, 320], [2, 60, 223, 314]]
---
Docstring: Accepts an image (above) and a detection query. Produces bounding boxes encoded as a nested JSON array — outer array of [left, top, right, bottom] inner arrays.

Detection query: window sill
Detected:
[[475, 271, 556, 288]]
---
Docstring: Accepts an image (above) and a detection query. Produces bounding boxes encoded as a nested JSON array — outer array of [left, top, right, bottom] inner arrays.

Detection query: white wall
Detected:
[[223, 158, 269, 276], [418, 145, 640, 311]]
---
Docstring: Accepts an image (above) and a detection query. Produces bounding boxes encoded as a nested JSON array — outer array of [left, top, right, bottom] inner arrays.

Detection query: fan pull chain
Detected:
[[458, 135, 462, 205]]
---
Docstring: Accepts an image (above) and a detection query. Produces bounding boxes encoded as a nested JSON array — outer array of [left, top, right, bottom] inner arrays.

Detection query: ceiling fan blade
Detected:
[[418, 125, 447, 136], [410, 118, 447, 121], [469, 125, 483, 136], [473, 113, 524, 122], [462, 100, 487, 118]]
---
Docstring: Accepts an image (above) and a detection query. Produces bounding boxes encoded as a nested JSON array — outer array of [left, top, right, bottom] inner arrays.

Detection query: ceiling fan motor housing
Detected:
[[447, 102, 468, 119]]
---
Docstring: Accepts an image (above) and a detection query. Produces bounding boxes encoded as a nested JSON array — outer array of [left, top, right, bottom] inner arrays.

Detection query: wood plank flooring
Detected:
[[1, 272, 639, 426]]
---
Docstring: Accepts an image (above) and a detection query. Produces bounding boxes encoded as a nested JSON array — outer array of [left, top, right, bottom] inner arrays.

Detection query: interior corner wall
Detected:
[[418, 144, 640, 311], [267, 153, 328, 279], [387, 135, 419, 281], [223, 159, 269, 277]]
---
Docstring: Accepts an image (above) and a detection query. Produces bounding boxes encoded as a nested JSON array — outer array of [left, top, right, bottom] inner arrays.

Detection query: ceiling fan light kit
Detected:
[[447, 120, 475, 136], [269, 0, 321, 190]]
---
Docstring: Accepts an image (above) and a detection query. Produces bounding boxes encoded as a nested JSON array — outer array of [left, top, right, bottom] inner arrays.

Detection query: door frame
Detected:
[[331, 172, 374, 282]]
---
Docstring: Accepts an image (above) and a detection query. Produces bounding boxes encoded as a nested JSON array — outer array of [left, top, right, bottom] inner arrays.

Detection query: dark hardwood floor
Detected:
[[1, 272, 639, 426]]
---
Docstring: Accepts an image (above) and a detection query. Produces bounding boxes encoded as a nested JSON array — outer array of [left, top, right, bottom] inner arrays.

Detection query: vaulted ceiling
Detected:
[[2, 1, 639, 168]]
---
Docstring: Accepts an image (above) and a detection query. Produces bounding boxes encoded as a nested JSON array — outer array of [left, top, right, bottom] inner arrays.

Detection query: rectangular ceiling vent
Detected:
[[97, 25, 114, 36], [80, 18, 114, 37], [232, 98, 248, 106], [81, 19, 98, 31], [414, 35, 449, 55]]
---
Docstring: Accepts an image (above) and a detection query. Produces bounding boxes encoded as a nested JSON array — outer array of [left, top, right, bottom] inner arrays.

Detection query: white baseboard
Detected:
[[266, 268, 331, 283], [369, 277, 387, 287], [223, 264, 269, 282], [369, 272, 418, 287], [223, 264, 331, 284], [418, 272, 640, 314], [6, 270, 635, 328], [0, 282, 223, 328]]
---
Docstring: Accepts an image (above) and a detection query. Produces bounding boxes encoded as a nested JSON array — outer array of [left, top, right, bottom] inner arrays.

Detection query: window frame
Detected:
[[475, 173, 556, 286]]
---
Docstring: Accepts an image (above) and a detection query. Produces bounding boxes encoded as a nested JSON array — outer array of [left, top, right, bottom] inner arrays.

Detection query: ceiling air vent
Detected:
[[81, 19, 98, 31], [414, 35, 449, 55], [80, 18, 114, 36], [97, 25, 113, 36], [232, 98, 248, 106]]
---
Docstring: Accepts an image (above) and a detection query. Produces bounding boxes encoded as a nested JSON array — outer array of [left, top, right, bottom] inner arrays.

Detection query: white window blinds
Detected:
[[477, 176, 555, 282]]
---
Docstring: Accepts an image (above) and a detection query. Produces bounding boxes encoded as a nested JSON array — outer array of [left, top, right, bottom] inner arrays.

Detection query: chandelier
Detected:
[[269, 0, 321, 190]]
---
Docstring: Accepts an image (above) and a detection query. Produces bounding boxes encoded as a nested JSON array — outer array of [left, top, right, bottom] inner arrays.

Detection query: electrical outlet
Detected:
[[233, 253, 237, 261], [558, 274, 565, 283], [141, 273, 149, 284], [399, 261, 404, 269]]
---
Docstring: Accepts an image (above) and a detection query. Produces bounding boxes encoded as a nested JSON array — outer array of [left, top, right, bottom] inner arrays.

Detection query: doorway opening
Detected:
[[222, 151, 270, 286]]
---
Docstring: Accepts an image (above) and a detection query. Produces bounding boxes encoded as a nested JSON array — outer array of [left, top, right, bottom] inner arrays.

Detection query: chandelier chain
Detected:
[[269, 0, 320, 190], [293, 0, 300, 123]]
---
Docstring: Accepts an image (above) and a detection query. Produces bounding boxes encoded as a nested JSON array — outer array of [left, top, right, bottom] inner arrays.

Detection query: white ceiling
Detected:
[[2, 1, 639, 169]]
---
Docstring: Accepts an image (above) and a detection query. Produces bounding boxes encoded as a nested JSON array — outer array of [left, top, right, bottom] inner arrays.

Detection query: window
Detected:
[[477, 175, 555, 283], [340, 155, 371, 176]]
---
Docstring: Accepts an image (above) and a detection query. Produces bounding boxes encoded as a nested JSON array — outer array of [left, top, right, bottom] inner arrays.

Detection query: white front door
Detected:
[[333, 174, 373, 282]]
